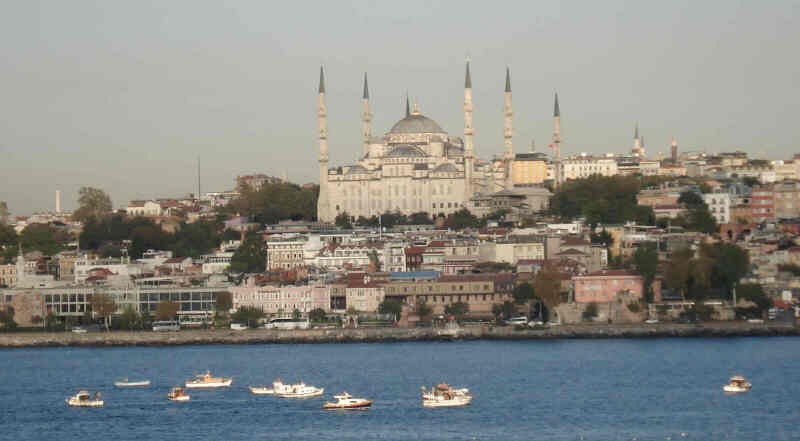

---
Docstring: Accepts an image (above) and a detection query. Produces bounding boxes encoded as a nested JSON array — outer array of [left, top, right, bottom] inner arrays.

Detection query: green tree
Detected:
[[90, 292, 117, 331], [155, 300, 180, 321], [512, 282, 535, 305], [367, 249, 381, 272], [414, 297, 432, 319], [229, 232, 266, 273], [590, 229, 614, 247], [0, 307, 17, 331], [170, 220, 221, 258], [0, 224, 17, 263], [736, 283, 772, 313], [492, 301, 516, 322], [582, 302, 599, 321], [408, 212, 434, 225], [444, 301, 469, 320], [378, 299, 403, 321], [20, 224, 69, 256], [631, 243, 659, 303], [292, 308, 301, 320], [533, 262, 564, 313], [335, 212, 353, 229], [700, 242, 750, 299], [214, 292, 233, 314], [73, 187, 113, 223], [0, 201, 9, 224], [118, 305, 140, 331], [231, 306, 265, 328], [308, 308, 328, 323], [549, 175, 654, 226], [445, 208, 482, 230]]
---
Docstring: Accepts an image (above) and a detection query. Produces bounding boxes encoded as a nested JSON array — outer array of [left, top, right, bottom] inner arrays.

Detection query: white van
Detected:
[[230, 323, 248, 330], [506, 316, 528, 326]]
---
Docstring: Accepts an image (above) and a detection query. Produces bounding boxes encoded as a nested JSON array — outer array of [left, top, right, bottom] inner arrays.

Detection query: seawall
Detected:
[[1, 322, 798, 348]]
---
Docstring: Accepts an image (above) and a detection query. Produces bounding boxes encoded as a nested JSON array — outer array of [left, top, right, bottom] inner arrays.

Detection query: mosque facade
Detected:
[[315, 63, 533, 223]]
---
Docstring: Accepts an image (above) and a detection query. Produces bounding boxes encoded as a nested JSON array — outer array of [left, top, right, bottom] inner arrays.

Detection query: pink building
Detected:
[[572, 270, 644, 303]]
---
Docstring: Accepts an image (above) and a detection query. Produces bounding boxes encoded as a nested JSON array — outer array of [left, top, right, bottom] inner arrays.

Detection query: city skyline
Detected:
[[1, 0, 798, 216]]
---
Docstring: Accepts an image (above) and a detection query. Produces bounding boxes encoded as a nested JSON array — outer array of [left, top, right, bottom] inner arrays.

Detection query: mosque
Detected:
[[315, 62, 549, 223]]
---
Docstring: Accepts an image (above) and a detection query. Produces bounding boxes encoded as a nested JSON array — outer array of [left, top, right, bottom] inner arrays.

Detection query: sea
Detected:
[[1, 337, 798, 441]]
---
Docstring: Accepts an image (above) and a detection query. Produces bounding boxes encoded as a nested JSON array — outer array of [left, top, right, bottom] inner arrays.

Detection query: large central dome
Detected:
[[388, 113, 445, 134]]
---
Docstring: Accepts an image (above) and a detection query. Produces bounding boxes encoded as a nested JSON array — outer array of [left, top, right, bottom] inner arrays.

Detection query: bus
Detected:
[[152, 320, 180, 332], [263, 317, 310, 330]]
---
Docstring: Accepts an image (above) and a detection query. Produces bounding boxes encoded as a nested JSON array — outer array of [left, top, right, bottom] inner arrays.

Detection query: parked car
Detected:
[[747, 318, 764, 324], [506, 316, 528, 326], [527, 321, 545, 327], [230, 323, 248, 330], [71, 326, 87, 334], [645, 318, 659, 324]]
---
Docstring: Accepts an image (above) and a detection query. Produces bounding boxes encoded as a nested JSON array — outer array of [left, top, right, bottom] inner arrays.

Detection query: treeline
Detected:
[[80, 215, 238, 259], [549, 175, 655, 226], [227, 182, 319, 224], [0, 223, 73, 262], [335, 208, 508, 230]]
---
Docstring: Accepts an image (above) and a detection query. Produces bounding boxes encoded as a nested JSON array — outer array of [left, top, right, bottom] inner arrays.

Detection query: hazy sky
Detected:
[[1, 0, 799, 216]]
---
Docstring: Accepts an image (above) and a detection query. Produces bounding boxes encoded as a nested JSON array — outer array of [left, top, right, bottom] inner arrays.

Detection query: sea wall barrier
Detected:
[[1, 322, 798, 348]]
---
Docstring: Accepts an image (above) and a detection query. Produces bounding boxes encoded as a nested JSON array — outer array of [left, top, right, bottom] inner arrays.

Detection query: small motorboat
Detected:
[[723, 376, 752, 393], [66, 390, 104, 407], [185, 371, 233, 389], [276, 382, 324, 398], [422, 383, 473, 408], [167, 386, 190, 402], [114, 378, 151, 387], [249, 378, 290, 395], [323, 392, 372, 410]]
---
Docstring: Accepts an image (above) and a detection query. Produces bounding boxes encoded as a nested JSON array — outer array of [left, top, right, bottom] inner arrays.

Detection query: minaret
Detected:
[[316, 66, 331, 222], [361, 73, 372, 157], [633, 123, 642, 156], [463, 59, 475, 198], [671, 137, 679, 163], [405, 93, 411, 118], [552, 92, 563, 186], [503, 67, 514, 190], [55, 190, 61, 213], [16, 243, 25, 288]]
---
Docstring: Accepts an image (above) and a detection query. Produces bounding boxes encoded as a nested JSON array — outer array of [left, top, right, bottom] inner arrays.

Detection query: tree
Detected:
[[678, 191, 704, 207], [231, 306, 264, 328], [408, 212, 433, 225], [0, 307, 17, 331], [444, 301, 469, 320], [309, 308, 328, 323], [630, 243, 659, 303], [229, 232, 266, 273], [155, 300, 180, 321], [378, 299, 403, 321], [292, 308, 301, 320], [444, 208, 482, 230], [736, 283, 772, 314], [700, 242, 750, 299], [582, 302, 599, 321], [90, 292, 117, 331], [119, 305, 140, 331], [367, 249, 381, 272], [512, 282, 535, 305], [590, 229, 614, 248], [492, 301, 516, 323], [335, 212, 352, 229], [533, 262, 564, 312], [73, 187, 112, 223], [215, 292, 233, 314], [549, 175, 654, 226], [0, 201, 8, 224], [228, 182, 318, 224], [414, 297, 432, 319], [20, 224, 69, 256], [0, 224, 17, 263]]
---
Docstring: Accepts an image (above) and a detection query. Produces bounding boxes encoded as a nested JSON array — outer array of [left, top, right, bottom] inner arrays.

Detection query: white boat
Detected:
[[276, 381, 324, 398], [422, 383, 473, 408], [185, 371, 233, 389], [167, 386, 190, 402], [114, 378, 150, 387], [323, 392, 373, 410], [723, 376, 752, 393], [66, 390, 104, 407], [249, 378, 291, 395]]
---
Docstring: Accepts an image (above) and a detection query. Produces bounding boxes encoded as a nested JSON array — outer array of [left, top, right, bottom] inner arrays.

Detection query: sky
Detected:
[[1, 0, 799, 216]]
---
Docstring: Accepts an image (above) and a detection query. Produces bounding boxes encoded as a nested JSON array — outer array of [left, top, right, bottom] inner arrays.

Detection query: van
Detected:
[[230, 323, 248, 330], [506, 316, 528, 326]]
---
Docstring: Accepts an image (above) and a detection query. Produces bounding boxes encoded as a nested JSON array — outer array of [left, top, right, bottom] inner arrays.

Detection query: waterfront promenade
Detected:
[[1, 322, 797, 348]]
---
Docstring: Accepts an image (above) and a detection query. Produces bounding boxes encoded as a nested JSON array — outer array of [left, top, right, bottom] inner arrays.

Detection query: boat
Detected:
[[723, 376, 752, 393], [167, 386, 190, 402], [249, 378, 291, 395], [323, 392, 373, 410], [66, 390, 104, 407], [421, 383, 473, 408], [114, 378, 150, 387], [185, 371, 233, 389], [276, 381, 324, 398]]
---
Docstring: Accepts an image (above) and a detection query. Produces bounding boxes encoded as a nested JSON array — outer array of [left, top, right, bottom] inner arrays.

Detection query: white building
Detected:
[[703, 193, 731, 224], [560, 155, 618, 180]]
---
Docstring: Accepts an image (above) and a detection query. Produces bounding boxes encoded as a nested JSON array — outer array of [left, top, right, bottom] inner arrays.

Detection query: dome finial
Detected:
[[412, 103, 420, 115]]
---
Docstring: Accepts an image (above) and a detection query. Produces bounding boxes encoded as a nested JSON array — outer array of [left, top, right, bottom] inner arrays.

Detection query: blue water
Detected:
[[1, 338, 798, 441]]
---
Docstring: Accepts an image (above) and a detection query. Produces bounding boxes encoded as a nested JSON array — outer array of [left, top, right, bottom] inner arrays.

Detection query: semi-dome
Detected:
[[389, 113, 445, 134], [387, 145, 427, 158], [433, 163, 458, 173]]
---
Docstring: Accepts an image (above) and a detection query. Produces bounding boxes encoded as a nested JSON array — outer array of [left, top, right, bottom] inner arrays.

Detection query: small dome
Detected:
[[387, 145, 427, 158], [433, 163, 458, 173], [389, 114, 445, 134]]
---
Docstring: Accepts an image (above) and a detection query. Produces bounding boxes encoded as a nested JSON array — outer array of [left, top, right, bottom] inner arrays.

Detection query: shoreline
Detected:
[[1, 322, 798, 348]]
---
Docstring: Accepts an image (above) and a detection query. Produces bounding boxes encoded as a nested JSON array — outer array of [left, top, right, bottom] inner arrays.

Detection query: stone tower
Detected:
[[552, 92, 563, 186], [361, 73, 372, 157], [671, 137, 678, 162], [463, 60, 475, 199], [503, 67, 514, 190], [316, 66, 331, 222]]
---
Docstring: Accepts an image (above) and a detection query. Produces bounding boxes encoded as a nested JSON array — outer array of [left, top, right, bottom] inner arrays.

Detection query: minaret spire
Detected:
[[316, 66, 331, 222], [361, 73, 372, 157], [405, 93, 410, 118], [503, 67, 514, 190], [463, 58, 475, 198], [633, 122, 643, 156], [552, 91, 563, 187], [671, 137, 679, 163]]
